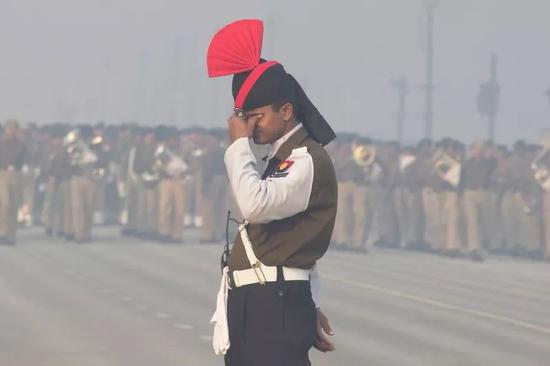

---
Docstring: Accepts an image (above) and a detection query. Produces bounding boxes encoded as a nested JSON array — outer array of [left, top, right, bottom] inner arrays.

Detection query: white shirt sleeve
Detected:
[[224, 137, 314, 224]]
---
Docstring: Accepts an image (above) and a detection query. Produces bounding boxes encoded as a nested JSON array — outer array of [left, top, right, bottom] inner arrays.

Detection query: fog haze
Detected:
[[1, 0, 549, 143]]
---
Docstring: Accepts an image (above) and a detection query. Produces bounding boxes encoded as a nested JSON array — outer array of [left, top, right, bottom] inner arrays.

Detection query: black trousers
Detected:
[[225, 267, 316, 366]]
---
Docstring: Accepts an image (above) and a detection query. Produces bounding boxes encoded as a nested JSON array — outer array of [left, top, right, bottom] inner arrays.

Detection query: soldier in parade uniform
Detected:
[[486, 145, 510, 253], [156, 129, 188, 243], [424, 139, 463, 256], [119, 126, 141, 236], [461, 140, 496, 261], [19, 124, 43, 227], [132, 128, 159, 239], [66, 126, 99, 243], [374, 141, 401, 248], [422, 139, 444, 252], [350, 137, 383, 253], [0, 119, 26, 245], [42, 126, 73, 238], [331, 137, 356, 250], [207, 19, 336, 365], [395, 145, 427, 250]]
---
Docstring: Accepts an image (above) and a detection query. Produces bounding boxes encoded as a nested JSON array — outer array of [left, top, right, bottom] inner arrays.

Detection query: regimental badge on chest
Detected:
[[270, 160, 294, 178]]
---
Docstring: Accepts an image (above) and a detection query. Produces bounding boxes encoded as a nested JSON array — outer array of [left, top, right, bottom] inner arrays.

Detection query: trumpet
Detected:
[[433, 149, 461, 187]]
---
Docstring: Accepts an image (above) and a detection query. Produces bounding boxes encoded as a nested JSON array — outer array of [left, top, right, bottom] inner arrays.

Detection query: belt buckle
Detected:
[[251, 262, 267, 285]]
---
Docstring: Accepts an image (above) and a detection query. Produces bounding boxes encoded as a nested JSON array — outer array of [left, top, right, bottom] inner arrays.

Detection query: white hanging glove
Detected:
[[210, 266, 231, 355]]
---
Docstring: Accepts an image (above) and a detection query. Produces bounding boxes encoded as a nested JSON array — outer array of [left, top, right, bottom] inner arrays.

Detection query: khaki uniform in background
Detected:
[[331, 146, 356, 249], [157, 177, 186, 241], [333, 180, 354, 247], [423, 162, 447, 252], [351, 158, 383, 252], [443, 189, 462, 253], [0, 170, 22, 242], [71, 174, 96, 242], [157, 140, 187, 242], [351, 184, 376, 252], [0, 137, 26, 243]]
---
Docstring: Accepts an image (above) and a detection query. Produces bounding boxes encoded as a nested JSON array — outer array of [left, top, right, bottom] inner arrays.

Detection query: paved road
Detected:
[[0, 227, 549, 366]]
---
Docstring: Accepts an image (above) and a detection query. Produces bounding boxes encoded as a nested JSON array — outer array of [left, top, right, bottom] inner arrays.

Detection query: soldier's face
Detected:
[[246, 104, 290, 145]]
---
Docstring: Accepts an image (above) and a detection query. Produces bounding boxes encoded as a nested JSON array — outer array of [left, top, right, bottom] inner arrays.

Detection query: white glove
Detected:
[[210, 266, 230, 355]]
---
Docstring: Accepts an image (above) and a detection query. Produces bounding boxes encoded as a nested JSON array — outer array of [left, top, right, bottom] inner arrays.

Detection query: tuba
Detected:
[[532, 148, 550, 192], [433, 149, 461, 187]]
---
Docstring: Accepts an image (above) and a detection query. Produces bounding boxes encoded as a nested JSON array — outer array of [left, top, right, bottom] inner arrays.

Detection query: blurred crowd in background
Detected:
[[0, 119, 549, 263]]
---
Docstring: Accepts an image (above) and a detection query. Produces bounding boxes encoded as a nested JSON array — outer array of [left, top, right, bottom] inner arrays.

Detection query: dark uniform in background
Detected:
[[461, 141, 496, 260], [133, 129, 158, 239], [42, 129, 73, 237], [70, 127, 97, 243], [199, 139, 228, 243]]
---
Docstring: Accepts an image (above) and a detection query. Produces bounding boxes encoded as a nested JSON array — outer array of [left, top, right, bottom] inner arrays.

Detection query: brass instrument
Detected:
[[351, 143, 376, 167], [63, 129, 99, 166], [140, 170, 160, 187], [63, 129, 104, 179], [433, 149, 461, 187], [154, 144, 188, 179], [399, 153, 416, 172], [532, 148, 550, 192], [352, 142, 383, 182]]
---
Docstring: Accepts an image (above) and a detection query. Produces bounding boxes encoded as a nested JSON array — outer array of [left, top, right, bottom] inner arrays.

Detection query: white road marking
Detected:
[[199, 335, 212, 342], [136, 304, 149, 310], [323, 271, 550, 337], [119, 296, 133, 302], [154, 312, 174, 319], [173, 323, 194, 330], [101, 288, 116, 294]]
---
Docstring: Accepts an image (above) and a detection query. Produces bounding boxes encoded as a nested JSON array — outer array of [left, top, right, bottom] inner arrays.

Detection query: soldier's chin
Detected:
[[252, 132, 267, 145]]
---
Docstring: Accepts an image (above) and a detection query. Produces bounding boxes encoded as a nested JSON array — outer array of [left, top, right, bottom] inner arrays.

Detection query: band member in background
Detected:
[[0, 119, 26, 245]]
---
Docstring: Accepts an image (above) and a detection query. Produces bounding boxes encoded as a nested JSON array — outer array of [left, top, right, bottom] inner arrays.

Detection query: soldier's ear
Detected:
[[281, 102, 294, 122]]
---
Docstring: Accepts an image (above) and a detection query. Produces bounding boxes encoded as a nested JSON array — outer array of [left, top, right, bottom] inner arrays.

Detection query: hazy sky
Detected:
[[1, 0, 549, 144]]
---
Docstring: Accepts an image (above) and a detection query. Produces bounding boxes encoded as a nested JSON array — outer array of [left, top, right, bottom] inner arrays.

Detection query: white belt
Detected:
[[231, 265, 310, 288], [231, 221, 311, 288]]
